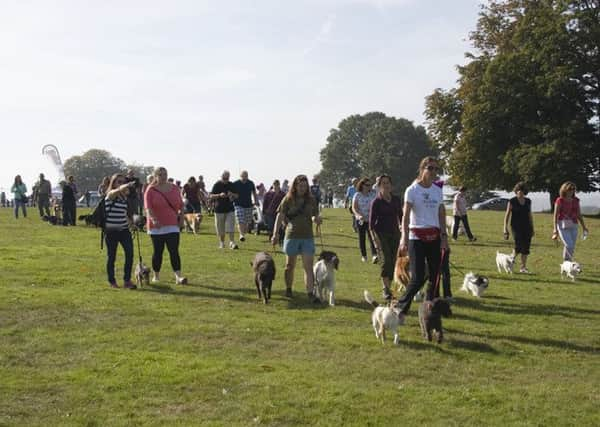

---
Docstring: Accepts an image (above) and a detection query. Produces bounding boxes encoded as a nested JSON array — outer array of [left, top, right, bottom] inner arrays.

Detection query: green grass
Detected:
[[1, 207, 599, 426]]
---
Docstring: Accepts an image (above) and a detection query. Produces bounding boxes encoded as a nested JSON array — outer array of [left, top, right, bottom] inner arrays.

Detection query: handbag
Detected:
[[21, 195, 28, 203], [151, 188, 184, 229]]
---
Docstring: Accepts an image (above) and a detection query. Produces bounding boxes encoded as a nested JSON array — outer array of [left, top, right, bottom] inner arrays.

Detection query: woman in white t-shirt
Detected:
[[395, 157, 449, 319], [351, 177, 377, 263]]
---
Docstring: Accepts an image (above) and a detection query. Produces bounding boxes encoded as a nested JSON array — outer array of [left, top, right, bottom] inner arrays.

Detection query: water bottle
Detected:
[[582, 230, 588, 241]]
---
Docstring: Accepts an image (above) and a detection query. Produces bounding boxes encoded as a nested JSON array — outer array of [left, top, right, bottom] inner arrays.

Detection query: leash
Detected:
[[432, 247, 446, 299], [317, 223, 326, 250], [134, 229, 144, 264]]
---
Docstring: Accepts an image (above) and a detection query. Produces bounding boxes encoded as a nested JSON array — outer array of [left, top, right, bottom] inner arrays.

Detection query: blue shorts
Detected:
[[283, 238, 315, 256]]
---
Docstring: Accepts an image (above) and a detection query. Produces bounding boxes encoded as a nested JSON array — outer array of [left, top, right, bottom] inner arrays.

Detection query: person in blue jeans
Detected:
[[11, 175, 28, 219]]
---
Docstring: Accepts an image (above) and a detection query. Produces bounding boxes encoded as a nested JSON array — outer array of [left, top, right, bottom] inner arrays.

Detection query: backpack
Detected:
[[88, 197, 116, 249]]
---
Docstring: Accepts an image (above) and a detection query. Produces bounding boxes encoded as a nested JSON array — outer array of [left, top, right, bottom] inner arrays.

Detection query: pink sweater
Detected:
[[144, 185, 183, 230]]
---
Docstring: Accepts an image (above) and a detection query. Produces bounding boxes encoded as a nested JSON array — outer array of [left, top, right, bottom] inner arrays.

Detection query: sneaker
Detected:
[[109, 281, 119, 288], [218, 241, 224, 249], [361, 256, 367, 262], [372, 255, 378, 264], [176, 277, 188, 285], [123, 281, 137, 290], [519, 267, 530, 274], [285, 288, 293, 298], [151, 277, 159, 284], [229, 241, 239, 250], [239, 235, 246, 242], [469, 237, 477, 242], [382, 287, 392, 301]]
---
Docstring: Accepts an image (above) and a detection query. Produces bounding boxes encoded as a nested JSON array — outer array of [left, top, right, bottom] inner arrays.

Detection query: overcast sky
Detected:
[[0, 0, 483, 193]]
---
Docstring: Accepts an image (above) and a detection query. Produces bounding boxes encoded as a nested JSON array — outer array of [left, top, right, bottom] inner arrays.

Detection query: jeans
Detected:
[[452, 215, 474, 240], [150, 233, 181, 272], [396, 238, 442, 314], [558, 226, 578, 261], [357, 220, 376, 258], [14, 199, 27, 218], [105, 229, 134, 283]]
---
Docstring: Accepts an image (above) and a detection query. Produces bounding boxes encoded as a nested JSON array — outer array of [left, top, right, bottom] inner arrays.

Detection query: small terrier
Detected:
[[135, 262, 150, 288], [496, 251, 516, 274], [560, 261, 582, 282], [364, 290, 405, 345], [460, 272, 490, 298]]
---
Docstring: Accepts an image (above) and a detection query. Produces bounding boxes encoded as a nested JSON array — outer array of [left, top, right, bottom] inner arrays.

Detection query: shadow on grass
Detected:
[[453, 296, 600, 318], [447, 338, 499, 354]]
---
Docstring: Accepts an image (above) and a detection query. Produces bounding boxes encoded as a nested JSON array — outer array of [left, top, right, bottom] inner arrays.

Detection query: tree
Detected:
[[424, 0, 600, 208], [63, 149, 153, 192], [319, 113, 435, 196]]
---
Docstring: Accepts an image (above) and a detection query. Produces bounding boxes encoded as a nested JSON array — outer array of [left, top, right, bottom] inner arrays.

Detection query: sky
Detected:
[[0, 0, 484, 193]]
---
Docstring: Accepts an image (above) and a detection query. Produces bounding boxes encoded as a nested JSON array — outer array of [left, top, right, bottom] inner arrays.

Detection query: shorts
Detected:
[[235, 206, 253, 225], [283, 238, 315, 257], [215, 212, 235, 235]]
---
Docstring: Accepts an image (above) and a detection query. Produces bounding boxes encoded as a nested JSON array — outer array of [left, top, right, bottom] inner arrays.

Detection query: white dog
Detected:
[[496, 251, 516, 274], [313, 251, 339, 306], [364, 290, 405, 345], [460, 272, 490, 297], [560, 261, 582, 282]]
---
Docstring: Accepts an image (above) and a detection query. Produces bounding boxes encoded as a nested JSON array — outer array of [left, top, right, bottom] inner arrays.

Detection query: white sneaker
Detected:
[[229, 241, 239, 250], [239, 235, 245, 242], [361, 256, 367, 262], [372, 255, 378, 264], [218, 241, 224, 249], [151, 276, 159, 284]]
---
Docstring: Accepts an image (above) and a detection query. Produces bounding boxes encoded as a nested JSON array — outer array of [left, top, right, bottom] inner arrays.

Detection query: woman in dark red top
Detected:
[[369, 175, 403, 301], [552, 181, 588, 260]]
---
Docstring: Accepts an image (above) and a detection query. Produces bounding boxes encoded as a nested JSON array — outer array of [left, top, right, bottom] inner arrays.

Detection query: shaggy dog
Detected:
[[393, 254, 410, 292], [460, 272, 489, 298], [251, 252, 276, 304], [418, 298, 452, 344], [364, 290, 404, 345], [184, 213, 202, 234], [496, 251, 516, 274], [560, 260, 582, 282], [313, 251, 339, 306], [135, 261, 150, 288]]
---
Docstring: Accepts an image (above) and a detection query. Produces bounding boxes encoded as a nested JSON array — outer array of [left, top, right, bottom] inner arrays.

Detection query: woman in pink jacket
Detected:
[[144, 167, 187, 285]]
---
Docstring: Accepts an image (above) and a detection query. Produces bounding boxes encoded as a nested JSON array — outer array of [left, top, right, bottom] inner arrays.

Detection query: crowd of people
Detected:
[[5, 162, 591, 315]]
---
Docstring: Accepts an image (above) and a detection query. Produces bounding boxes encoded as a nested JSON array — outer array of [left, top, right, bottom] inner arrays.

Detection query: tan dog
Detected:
[[184, 213, 202, 234], [393, 254, 410, 295]]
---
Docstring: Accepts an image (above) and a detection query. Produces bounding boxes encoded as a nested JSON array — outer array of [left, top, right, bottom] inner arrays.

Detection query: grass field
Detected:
[[1, 206, 599, 426]]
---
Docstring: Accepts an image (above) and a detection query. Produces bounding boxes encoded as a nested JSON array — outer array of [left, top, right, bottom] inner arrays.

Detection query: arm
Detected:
[[439, 203, 448, 249], [351, 194, 361, 220], [399, 201, 412, 255], [503, 202, 512, 238], [552, 202, 560, 239], [270, 212, 285, 245], [106, 183, 132, 200], [529, 210, 535, 237]]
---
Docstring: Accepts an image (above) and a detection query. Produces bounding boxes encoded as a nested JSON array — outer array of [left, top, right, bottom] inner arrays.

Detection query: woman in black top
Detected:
[[503, 182, 535, 273]]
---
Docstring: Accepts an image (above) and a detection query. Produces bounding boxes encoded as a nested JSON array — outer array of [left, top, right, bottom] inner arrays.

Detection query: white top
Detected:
[[453, 193, 467, 216], [404, 181, 443, 240], [352, 191, 376, 220]]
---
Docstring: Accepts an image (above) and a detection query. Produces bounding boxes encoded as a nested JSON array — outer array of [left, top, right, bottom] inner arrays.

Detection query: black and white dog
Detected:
[[251, 252, 276, 304], [460, 272, 490, 298], [364, 290, 404, 345], [313, 251, 339, 306]]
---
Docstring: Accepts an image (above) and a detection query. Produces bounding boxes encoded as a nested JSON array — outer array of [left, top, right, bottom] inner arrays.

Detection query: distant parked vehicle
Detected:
[[77, 191, 101, 208], [472, 197, 509, 211]]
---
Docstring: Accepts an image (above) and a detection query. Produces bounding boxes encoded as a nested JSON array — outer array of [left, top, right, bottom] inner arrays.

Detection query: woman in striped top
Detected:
[[105, 173, 136, 289]]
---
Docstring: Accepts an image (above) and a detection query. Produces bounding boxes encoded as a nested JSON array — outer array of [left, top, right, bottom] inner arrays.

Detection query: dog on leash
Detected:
[[560, 261, 582, 282], [460, 272, 489, 297], [314, 251, 339, 306], [393, 254, 410, 292], [251, 252, 276, 304], [496, 251, 516, 274], [135, 261, 150, 288], [418, 298, 452, 344], [183, 213, 202, 234], [364, 290, 405, 345]]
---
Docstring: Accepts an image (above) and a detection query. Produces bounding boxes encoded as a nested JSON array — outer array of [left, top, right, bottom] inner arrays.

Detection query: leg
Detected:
[[301, 253, 315, 295], [284, 255, 297, 293], [358, 221, 368, 258], [150, 234, 166, 275], [461, 215, 475, 240], [254, 276, 263, 300], [164, 233, 182, 272], [452, 215, 460, 239], [441, 248, 451, 298], [425, 240, 442, 301], [105, 231, 119, 284], [120, 231, 134, 282], [396, 239, 426, 314], [215, 213, 225, 246]]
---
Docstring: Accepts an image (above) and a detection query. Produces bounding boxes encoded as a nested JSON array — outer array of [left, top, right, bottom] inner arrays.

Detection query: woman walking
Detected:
[[396, 157, 448, 316], [144, 167, 187, 285], [503, 182, 534, 273], [352, 177, 378, 263], [104, 173, 136, 289], [368, 175, 402, 300], [271, 175, 322, 301], [552, 181, 588, 260], [11, 175, 28, 219]]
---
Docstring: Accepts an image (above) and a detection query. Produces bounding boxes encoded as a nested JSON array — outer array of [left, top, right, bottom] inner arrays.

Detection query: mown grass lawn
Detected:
[[1, 206, 599, 426]]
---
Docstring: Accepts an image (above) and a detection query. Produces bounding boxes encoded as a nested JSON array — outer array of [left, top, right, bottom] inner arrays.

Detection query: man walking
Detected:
[[210, 171, 239, 249], [233, 170, 258, 242], [37, 173, 51, 217]]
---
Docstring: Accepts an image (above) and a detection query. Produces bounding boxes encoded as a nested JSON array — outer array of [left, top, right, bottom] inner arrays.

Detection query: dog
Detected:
[[251, 252, 276, 304], [560, 261, 582, 282], [78, 214, 94, 226], [496, 251, 516, 274], [364, 290, 405, 345], [135, 261, 150, 288], [460, 272, 489, 297], [418, 298, 452, 344], [183, 213, 202, 234], [313, 251, 339, 306], [393, 254, 410, 292]]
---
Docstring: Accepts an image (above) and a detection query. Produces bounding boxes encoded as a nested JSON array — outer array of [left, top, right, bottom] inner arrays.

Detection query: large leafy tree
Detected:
[[425, 0, 600, 207], [319, 112, 434, 196], [64, 149, 153, 192]]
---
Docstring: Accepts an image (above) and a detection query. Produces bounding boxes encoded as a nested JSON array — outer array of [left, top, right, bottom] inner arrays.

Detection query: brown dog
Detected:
[[393, 254, 410, 293], [418, 298, 452, 343], [184, 213, 202, 234], [251, 252, 276, 304]]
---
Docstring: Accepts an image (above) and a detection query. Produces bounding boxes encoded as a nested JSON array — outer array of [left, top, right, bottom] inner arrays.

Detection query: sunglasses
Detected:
[[425, 165, 440, 172]]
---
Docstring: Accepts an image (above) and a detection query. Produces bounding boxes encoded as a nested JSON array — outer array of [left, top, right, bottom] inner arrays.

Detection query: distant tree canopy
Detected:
[[319, 112, 435, 197], [63, 149, 154, 192], [424, 0, 600, 207]]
